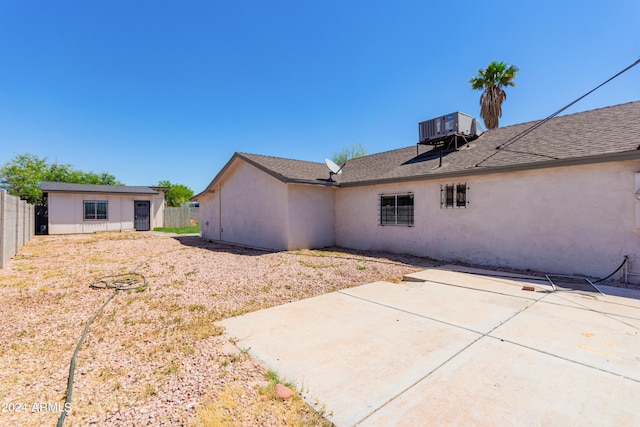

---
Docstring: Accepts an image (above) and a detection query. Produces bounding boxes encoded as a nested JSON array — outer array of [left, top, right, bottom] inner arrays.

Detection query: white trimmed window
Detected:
[[441, 183, 468, 208], [380, 193, 414, 226], [84, 200, 108, 220]]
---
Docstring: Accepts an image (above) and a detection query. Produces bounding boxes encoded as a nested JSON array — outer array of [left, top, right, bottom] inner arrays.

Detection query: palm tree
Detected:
[[469, 61, 519, 129]]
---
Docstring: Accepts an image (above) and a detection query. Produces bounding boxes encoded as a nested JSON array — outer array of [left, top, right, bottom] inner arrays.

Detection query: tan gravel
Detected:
[[0, 232, 435, 426]]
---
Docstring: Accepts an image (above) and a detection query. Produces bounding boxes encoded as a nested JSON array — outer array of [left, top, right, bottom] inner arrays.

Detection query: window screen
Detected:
[[84, 201, 108, 220], [380, 194, 414, 226]]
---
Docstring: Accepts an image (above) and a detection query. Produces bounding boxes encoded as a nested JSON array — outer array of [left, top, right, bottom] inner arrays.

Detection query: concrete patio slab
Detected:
[[221, 282, 480, 426], [361, 337, 639, 427], [538, 291, 640, 329], [341, 281, 536, 334], [543, 290, 640, 313], [403, 266, 554, 297], [490, 296, 640, 381], [597, 284, 640, 299], [219, 269, 640, 426]]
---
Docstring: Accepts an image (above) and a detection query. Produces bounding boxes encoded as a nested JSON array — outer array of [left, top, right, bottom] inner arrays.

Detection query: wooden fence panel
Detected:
[[164, 206, 200, 228]]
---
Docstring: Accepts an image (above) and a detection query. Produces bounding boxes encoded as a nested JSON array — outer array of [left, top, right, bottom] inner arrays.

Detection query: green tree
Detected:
[[158, 180, 194, 207], [469, 61, 519, 129], [332, 142, 367, 165], [0, 153, 122, 204], [0, 153, 48, 203]]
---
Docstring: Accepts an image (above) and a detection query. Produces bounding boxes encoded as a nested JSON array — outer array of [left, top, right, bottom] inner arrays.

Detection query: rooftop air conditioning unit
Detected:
[[418, 112, 480, 144]]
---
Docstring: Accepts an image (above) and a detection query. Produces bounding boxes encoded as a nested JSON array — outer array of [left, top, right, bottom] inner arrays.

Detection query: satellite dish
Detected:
[[325, 158, 343, 175], [324, 158, 345, 182]]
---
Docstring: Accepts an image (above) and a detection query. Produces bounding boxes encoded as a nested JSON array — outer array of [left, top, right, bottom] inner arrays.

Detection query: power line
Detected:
[[474, 57, 640, 168]]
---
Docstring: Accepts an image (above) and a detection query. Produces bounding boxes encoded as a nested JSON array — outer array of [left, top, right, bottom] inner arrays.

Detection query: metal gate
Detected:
[[35, 204, 48, 235], [134, 201, 151, 231]]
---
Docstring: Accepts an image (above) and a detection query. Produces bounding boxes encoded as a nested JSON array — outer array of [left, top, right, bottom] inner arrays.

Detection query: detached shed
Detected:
[[40, 182, 166, 235]]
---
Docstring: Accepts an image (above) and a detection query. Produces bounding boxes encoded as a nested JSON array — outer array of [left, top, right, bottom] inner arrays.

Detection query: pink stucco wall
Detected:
[[200, 160, 336, 250], [335, 160, 640, 279], [286, 184, 335, 250], [200, 160, 289, 250], [199, 156, 640, 281], [47, 191, 164, 234]]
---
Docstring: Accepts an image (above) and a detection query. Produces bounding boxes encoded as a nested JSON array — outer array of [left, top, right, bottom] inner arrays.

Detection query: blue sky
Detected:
[[1, 1, 639, 193]]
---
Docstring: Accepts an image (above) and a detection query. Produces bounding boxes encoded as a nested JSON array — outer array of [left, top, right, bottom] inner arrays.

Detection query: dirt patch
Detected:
[[0, 232, 434, 426]]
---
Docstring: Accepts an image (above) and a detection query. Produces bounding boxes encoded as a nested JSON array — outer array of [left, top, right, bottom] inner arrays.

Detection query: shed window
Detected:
[[84, 201, 108, 220], [441, 183, 468, 208], [380, 193, 414, 226]]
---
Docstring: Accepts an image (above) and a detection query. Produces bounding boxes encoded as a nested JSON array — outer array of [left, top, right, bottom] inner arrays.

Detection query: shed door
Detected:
[[134, 201, 151, 231]]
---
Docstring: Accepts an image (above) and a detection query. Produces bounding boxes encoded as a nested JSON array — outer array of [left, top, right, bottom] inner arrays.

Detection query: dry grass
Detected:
[[192, 369, 332, 427], [0, 232, 434, 426]]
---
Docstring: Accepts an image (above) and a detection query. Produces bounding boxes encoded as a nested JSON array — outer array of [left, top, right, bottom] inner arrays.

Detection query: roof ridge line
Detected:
[[238, 152, 325, 165]]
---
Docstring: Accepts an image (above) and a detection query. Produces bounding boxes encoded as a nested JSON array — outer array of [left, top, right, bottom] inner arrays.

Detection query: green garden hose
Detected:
[[56, 273, 147, 427]]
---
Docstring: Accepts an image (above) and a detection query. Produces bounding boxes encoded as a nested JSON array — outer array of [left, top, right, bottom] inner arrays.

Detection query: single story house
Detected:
[[193, 101, 640, 282], [40, 182, 166, 235]]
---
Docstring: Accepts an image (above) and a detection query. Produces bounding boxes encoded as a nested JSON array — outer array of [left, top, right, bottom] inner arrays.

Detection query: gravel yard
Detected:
[[0, 232, 435, 426]]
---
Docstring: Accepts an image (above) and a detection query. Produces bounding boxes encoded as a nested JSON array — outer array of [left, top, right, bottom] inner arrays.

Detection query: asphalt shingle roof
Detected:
[[238, 153, 331, 184], [40, 182, 160, 194], [199, 101, 640, 194]]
